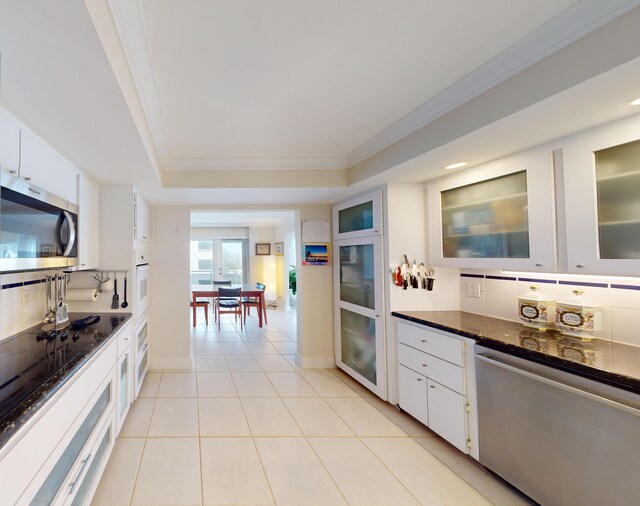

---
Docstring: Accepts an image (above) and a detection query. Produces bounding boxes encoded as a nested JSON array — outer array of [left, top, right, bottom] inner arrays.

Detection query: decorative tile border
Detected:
[[1, 279, 45, 290], [559, 280, 608, 288], [610, 283, 640, 291], [518, 277, 557, 284], [460, 273, 485, 279], [486, 275, 517, 281]]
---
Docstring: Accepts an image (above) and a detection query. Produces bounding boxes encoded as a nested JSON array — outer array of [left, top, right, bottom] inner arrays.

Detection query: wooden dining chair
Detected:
[[215, 286, 242, 329], [243, 282, 267, 325], [213, 280, 233, 321], [190, 298, 210, 326]]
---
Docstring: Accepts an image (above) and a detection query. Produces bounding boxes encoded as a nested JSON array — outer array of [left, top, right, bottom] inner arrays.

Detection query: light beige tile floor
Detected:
[[93, 307, 532, 506]]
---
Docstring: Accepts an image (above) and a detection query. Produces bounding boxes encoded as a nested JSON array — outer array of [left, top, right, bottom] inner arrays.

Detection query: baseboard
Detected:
[[295, 353, 335, 369], [149, 356, 194, 370]]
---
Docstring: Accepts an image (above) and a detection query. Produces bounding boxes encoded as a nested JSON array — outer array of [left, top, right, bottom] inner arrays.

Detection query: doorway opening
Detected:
[[188, 210, 298, 365]]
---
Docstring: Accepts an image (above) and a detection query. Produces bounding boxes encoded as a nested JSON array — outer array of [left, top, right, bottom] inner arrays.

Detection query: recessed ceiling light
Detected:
[[445, 162, 467, 170], [631, 97, 640, 106]]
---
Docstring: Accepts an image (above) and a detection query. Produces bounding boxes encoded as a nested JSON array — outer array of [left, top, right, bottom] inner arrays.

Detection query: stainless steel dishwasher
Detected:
[[476, 346, 640, 506]]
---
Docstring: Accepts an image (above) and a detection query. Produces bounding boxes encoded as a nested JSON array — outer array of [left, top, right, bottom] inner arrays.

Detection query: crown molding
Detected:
[[347, 0, 640, 166], [164, 155, 348, 170]]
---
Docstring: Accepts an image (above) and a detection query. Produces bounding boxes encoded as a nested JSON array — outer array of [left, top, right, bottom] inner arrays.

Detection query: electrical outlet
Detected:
[[23, 288, 31, 307], [466, 282, 481, 298]]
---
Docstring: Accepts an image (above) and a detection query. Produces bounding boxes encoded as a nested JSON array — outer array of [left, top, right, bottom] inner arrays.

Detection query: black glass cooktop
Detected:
[[0, 324, 105, 424]]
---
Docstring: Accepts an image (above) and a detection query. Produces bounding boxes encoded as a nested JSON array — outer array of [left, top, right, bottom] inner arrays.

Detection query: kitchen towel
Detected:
[[66, 288, 100, 302]]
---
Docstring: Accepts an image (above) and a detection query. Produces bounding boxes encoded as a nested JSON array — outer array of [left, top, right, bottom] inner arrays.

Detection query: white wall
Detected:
[[248, 226, 275, 288], [149, 207, 191, 369], [383, 183, 460, 403], [296, 206, 334, 368], [275, 220, 295, 304], [190, 227, 249, 239]]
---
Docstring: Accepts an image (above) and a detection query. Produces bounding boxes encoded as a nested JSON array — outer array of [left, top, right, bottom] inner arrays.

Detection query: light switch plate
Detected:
[[466, 282, 481, 298]]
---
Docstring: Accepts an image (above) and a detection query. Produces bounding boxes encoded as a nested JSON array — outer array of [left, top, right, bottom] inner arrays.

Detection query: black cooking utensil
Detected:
[[111, 273, 119, 309], [121, 275, 129, 308], [70, 315, 101, 331]]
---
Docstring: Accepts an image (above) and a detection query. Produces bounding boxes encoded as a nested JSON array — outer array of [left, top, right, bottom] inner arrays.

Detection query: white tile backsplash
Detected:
[[0, 271, 53, 340], [460, 270, 640, 347]]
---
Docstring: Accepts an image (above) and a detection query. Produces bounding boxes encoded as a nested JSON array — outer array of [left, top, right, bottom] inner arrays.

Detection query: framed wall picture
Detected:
[[302, 243, 330, 265], [275, 242, 284, 255], [255, 243, 271, 255]]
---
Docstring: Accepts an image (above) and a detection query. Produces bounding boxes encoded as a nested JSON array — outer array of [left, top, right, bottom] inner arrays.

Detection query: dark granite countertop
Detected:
[[392, 310, 640, 396], [0, 312, 132, 454]]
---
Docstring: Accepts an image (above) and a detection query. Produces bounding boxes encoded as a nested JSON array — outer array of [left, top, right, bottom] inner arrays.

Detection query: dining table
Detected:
[[191, 284, 266, 327]]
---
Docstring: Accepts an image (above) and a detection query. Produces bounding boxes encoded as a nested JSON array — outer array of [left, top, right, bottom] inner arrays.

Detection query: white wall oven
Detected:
[[135, 251, 149, 317]]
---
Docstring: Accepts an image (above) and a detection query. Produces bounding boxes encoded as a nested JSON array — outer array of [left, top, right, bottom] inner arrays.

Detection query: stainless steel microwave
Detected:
[[1, 172, 78, 272]]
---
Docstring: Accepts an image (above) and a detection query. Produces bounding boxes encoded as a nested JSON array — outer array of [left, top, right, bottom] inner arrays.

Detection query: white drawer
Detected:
[[117, 322, 132, 357], [398, 343, 465, 394], [397, 322, 464, 366]]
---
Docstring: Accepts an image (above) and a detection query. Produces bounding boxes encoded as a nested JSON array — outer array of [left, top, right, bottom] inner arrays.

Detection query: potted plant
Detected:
[[288, 265, 297, 295], [288, 265, 297, 306]]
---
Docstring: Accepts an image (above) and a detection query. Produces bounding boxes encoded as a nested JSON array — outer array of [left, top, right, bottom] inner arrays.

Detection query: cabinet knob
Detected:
[[535, 263, 543, 267], [576, 264, 584, 269], [9, 169, 17, 175], [429, 385, 436, 389], [422, 363, 427, 367], [421, 339, 427, 343], [416, 378, 423, 382], [23, 176, 31, 181]]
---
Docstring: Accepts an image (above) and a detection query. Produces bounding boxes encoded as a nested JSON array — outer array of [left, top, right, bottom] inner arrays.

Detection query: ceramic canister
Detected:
[[518, 285, 556, 330], [555, 289, 602, 338]]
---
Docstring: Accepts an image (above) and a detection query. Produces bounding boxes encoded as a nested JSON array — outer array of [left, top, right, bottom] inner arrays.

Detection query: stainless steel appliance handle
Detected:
[[68, 452, 92, 495], [476, 354, 640, 417], [61, 211, 76, 257]]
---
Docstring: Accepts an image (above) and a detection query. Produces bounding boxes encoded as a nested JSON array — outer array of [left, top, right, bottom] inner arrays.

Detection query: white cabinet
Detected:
[[426, 378, 468, 453], [0, 110, 21, 176], [77, 175, 100, 270], [134, 190, 150, 242], [0, 338, 117, 505], [333, 234, 387, 399], [20, 129, 78, 204], [332, 190, 382, 240], [427, 148, 556, 272], [396, 320, 475, 455], [116, 323, 133, 434], [561, 115, 640, 275], [398, 365, 428, 425]]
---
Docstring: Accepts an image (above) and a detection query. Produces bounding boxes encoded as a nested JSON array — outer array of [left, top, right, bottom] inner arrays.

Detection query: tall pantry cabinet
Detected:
[[333, 190, 387, 399]]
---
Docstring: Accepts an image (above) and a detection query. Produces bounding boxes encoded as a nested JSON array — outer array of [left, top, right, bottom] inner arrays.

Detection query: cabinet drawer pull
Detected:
[[9, 169, 17, 174], [416, 377, 423, 382], [535, 263, 542, 267], [576, 264, 584, 269], [23, 176, 31, 181], [68, 452, 92, 495], [421, 339, 427, 343], [422, 364, 428, 367], [429, 385, 436, 389]]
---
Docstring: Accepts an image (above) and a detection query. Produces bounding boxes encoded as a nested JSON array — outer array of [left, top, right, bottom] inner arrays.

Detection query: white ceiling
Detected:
[[191, 210, 294, 227], [111, 0, 576, 170], [1, 1, 640, 207]]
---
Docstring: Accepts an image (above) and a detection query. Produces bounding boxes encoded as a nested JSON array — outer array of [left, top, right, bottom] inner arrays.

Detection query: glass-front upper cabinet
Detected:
[[562, 114, 640, 275], [333, 190, 382, 240], [427, 148, 556, 271]]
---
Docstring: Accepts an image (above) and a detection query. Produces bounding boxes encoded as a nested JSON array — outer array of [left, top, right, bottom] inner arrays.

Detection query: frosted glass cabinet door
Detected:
[[340, 308, 378, 385], [441, 171, 529, 259], [427, 148, 556, 271], [339, 243, 375, 310], [594, 139, 640, 259], [562, 115, 640, 275], [333, 190, 382, 240]]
